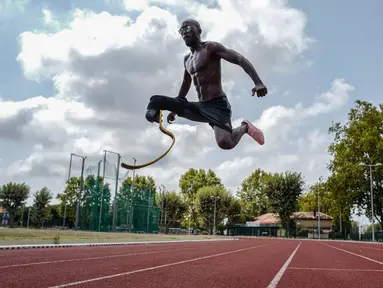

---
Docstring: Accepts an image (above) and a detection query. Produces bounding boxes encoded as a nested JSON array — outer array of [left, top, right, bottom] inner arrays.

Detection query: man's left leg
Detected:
[[214, 121, 264, 150], [145, 95, 187, 123], [213, 124, 247, 150], [145, 95, 210, 123]]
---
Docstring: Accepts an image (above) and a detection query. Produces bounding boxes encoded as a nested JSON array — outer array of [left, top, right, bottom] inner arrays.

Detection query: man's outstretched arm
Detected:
[[177, 55, 192, 98], [208, 42, 265, 87]]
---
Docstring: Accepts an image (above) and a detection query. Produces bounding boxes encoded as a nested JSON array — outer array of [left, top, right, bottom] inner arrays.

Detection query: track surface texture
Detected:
[[1, 238, 383, 287]]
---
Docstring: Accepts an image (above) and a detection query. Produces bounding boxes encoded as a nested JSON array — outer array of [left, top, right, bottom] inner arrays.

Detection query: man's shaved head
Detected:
[[179, 19, 203, 48], [181, 19, 202, 34]]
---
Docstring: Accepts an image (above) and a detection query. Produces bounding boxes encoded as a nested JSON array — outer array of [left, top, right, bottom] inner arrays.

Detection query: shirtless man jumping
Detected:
[[145, 19, 267, 150]]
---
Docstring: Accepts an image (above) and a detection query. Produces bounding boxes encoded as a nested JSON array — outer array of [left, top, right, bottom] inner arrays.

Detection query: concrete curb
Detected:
[[0, 238, 234, 250]]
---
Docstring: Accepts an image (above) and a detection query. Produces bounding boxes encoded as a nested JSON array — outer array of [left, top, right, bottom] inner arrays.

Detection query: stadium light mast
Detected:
[[63, 153, 86, 229], [318, 186, 320, 240], [75, 155, 87, 230], [104, 150, 121, 232], [129, 157, 137, 233], [359, 162, 382, 242], [316, 177, 324, 240]]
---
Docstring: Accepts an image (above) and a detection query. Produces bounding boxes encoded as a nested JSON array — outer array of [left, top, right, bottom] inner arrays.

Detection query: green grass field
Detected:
[[0, 228, 226, 245]]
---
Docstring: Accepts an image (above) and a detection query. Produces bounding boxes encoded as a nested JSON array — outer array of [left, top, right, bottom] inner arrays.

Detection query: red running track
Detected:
[[1, 238, 383, 287]]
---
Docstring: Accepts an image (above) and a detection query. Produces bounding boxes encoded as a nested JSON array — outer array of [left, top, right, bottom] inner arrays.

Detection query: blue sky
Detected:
[[0, 0, 380, 226], [291, 0, 381, 102]]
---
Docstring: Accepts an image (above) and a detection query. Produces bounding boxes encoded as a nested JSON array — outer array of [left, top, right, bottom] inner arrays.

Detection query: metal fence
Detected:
[[72, 177, 160, 233]]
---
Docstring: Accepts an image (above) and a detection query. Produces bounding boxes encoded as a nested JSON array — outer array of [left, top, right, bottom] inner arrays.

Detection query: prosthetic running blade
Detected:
[[121, 110, 175, 170]]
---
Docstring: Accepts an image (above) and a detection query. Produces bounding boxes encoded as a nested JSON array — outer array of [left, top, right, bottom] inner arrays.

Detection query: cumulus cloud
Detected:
[[303, 78, 355, 117], [0, 1, 351, 196], [243, 78, 354, 153], [0, 0, 28, 20]]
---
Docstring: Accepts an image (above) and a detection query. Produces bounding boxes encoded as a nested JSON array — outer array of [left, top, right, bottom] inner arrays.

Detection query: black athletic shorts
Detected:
[[147, 95, 233, 133]]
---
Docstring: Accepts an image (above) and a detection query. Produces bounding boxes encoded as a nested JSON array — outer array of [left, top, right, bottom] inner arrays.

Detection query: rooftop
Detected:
[[254, 212, 333, 225]]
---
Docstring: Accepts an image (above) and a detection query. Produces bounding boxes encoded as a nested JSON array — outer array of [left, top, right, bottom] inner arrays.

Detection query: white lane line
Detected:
[[288, 267, 383, 272], [0, 248, 193, 269], [267, 242, 301, 288], [47, 244, 269, 288], [348, 244, 383, 252], [321, 243, 383, 265]]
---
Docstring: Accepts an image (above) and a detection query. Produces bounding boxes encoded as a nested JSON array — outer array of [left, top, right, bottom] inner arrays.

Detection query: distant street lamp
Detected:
[[359, 162, 382, 242]]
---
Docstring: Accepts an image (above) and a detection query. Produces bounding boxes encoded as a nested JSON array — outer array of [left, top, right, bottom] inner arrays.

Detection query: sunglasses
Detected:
[[178, 25, 192, 34]]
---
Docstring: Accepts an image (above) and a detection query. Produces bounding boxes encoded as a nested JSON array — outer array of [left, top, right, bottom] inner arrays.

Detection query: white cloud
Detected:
[[303, 78, 354, 117], [0, 0, 29, 20], [0, 1, 352, 197], [244, 78, 354, 153], [307, 129, 330, 152], [216, 156, 258, 191]]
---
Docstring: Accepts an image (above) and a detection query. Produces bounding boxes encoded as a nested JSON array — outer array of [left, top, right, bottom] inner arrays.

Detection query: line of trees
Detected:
[[297, 100, 383, 236], [0, 100, 381, 236], [0, 183, 55, 228], [0, 168, 307, 233]]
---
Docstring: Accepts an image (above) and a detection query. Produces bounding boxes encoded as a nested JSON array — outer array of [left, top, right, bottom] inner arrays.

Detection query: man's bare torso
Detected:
[[184, 42, 225, 102]]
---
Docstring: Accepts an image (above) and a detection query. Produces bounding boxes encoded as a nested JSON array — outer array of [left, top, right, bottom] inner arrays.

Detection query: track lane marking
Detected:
[[321, 243, 383, 265], [47, 244, 269, 288], [0, 248, 194, 269], [288, 267, 383, 272], [267, 242, 301, 288], [343, 243, 383, 252]]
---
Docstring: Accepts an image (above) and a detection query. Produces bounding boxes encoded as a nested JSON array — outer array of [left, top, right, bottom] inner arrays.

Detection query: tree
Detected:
[[179, 168, 223, 229], [328, 100, 383, 228], [130, 175, 156, 203], [56, 177, 81, 226], [365, 223, 380, 233], [117, 178, 134, 227], [116, 175, 158, 231], [350, 220, 359, 234], [121, 175, 156, 192], [31, 187, 53, 227], [79, 175, 105, 230], [162, 191, 187, 232], [225, 195, 242, 227], [49, 204, 62, 226], [118, 175, 157, 212], [297, 191, 316, 212], [298, 181, 337, 216], [237, 169, 272, 220], [118, 175, 156, 210], [57, 176, 111, 228], [265, 171, 305, 237], [0, 182, 30, 226], [98, 183, 112, 229], [324, 175, 353, 234], [195, 186, 229, 234]]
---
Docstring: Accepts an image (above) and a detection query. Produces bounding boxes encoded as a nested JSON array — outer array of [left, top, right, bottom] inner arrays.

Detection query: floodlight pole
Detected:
[[129, 158, 137, 233], [63, 153, 73, 228], [318, 187, 320, 240], [317, 177, 323, 240], [104, 150, 121, 232], [63, 153, 86, 229], [98, 151, 107, 231], [95, 160, 102, 231], [75, 155, 87, 230], [359, 162, 382, 242]]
